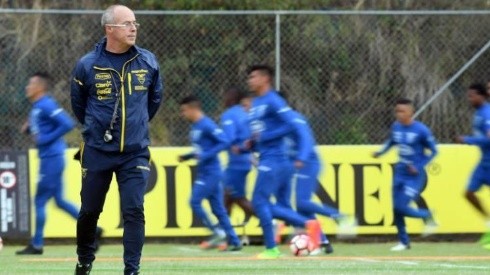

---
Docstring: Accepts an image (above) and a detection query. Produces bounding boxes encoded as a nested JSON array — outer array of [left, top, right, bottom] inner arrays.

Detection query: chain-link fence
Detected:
[[1, 10, 490, 149]]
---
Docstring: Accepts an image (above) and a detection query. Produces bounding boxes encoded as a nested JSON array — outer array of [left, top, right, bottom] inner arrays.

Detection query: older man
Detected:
[[71, 4, 163, 275]]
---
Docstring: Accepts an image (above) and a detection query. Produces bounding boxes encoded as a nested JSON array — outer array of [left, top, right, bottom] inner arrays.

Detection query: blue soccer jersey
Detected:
[[185, 116, 229, 171], [284, 111, 319, 163], [376, 121, 438, 176], [376, 120, 437, 247], [29, 95, 75, 158], [249, 90, 307, 160], [220, 104, 252, 170], [463, 102, 490, 164]]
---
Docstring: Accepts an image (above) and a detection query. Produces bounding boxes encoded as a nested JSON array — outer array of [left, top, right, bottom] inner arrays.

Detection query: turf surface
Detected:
[[1, 242, 489, 274]]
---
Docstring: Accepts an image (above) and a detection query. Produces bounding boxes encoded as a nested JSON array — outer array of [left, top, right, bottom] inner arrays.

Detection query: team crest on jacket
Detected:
[[136, 73, 146, 84]]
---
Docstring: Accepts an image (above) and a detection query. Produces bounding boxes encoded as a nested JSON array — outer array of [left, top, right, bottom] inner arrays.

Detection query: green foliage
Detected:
[[330, 115, 369, 144], [1, 2, 490, 148], [113, 0, 335, 10]]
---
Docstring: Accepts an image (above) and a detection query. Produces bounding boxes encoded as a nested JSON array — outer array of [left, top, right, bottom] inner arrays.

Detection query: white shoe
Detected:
[[485, 220, 490, 229], [336, 215, 358, 239], [390, 243, 410, 251], [240, 235, 250, 246], [309, 248, 322, 256], [215, 228, 226, 239], [421, 216, 438, 237]]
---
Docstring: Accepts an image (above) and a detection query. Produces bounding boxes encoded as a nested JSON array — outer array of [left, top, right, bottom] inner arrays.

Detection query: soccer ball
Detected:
[[289, 234, 314, 256]]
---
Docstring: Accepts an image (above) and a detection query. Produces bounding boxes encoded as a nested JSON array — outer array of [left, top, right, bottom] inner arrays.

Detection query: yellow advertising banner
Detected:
[[28, 145, 490, 238]]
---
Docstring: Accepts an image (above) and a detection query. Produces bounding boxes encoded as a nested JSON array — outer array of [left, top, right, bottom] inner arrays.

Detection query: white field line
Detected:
[[395, 261, 420, 266], [177, 246, 202, 253], [177, 246, 244, 254], [354, 258, 383, 263], [437, 263, 490, 270]]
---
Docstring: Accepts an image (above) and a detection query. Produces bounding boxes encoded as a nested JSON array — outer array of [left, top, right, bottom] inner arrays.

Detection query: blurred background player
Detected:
[[16, 72, 79, 255], [220, 87, 254, 227], [246, 65, 321, 259], [273, 91, 357, 254], [178, 95, 242, 251], [373, 98, 438, 251], [455, 83, 490, 249]]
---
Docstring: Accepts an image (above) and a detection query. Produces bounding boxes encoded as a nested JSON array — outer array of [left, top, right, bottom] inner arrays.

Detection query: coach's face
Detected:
[[106, 6, 137, 48]]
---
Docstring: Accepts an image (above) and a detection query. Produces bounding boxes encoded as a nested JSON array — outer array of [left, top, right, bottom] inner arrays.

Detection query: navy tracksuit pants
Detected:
[[77, 145, 150, 274]]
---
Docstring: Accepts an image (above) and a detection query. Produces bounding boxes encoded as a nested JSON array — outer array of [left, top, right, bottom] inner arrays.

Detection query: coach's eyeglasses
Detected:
[[106, 21, 140, 29]]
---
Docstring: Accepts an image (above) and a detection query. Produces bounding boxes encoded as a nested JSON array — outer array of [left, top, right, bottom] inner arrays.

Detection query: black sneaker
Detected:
[[321, 242, 334, 254], [75, 262, 92, 275], [95, 227, 103, 252], [16, 244, 43, 255]]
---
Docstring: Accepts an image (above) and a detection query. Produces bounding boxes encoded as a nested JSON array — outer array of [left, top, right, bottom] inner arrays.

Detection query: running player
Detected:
[[178, 95, 242, 251], [220, 87, 254, 226], [16, 72, 79, 255], [246, 65, 321, 259], [272, 91, 355, 254], [373, 98, 438, 251], [456, 83, 490, 249]]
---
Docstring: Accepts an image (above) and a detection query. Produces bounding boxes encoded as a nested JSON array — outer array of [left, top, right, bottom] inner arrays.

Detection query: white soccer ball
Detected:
[[289, 234, 314, 256]]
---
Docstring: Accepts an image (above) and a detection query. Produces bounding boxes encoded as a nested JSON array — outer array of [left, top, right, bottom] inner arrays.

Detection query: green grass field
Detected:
[[1, 242, 489, 274]]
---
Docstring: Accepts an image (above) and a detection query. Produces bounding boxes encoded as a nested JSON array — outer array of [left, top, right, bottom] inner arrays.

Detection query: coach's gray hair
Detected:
[[100, 5, 118, 27]]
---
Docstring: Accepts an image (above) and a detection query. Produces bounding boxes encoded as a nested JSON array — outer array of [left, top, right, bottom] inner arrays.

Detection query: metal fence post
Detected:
[[275, 12, 281, 90], [413, 38, 490, 119]]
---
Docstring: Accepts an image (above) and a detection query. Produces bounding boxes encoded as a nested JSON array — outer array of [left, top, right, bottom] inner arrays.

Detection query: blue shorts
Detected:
[[191, 170, 224, 204], [467, 163, 490, 192], [393, 171, 427, 200], [223, 168, 250, 199]]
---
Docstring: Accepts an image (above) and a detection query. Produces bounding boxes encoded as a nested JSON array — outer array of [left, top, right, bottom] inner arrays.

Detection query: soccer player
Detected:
[[15, 72, 79, 255], [456, 83, 490, 249], [71, 5, 163, 274], [273, 92, 355, 254], [220, 88, 254, 226], [246, 65, 321, 259], [178, 95, 242, 251], [373, 98, 438, 251]]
